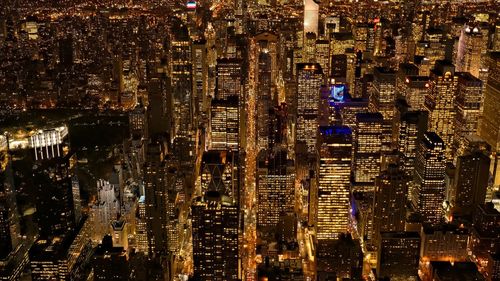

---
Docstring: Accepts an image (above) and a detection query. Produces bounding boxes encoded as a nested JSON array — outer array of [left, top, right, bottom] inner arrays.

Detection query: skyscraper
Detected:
[[373, 163, 408, 247], [0, 139, 20, 260], [257, 149, 294, 229], [425, 60, 458, 161], [296, 63, 322, 155], [353, 112, 383, 185], [377, 232, 420, 281], [371, 67, 397, 120], [453, 72, 483, 156], [210, 96, 239, 151], [316, 126, 352, 241], [303, 0, 319, 36], [192, 191, 239, 281], [411, 132, 446, 226]]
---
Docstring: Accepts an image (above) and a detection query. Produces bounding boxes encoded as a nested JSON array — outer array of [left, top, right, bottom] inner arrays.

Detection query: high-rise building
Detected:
[[420, 224, 469, 263], [452, 150, 490, 216], [425, 60, 458, 161], [353, 113, 383, 184], [143, 137, 168, 255], [401, 76, 430, 111], [93, 235, 129, 281], [316, 126, 352, 241], [303, 0, 319, 36], [397, 110, 429, 180], [0, 141, 20, 260], [32, 154, 78, 238], [377, 232, 421, 281], [169, 23, 193, 138], [192, 39, 208, 121], [257, 149, 294, 229], [215, 58, 242, 100], [371, 67, 397, 120], [470, 203, 500, 273], [453, 72, 483, 156], [192, 191, 239, 281], [255, 33, 277, 151], [478, 52, 500, 190], [296, 63, 322, 155], [373, 164, 408, 247], [210, 96, 239, 151], [411, 132, 446, 226], [456, 25, 487, 78], [421, 261, 485, 281], [200, 151, 239, 201]]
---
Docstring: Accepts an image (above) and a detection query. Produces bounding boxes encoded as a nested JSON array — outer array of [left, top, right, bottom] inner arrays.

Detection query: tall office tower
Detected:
[[169, 23, 193, 138], [396, 63, 420, 92], [0, 141, 20, 260], [377, 232, 421, 281], [456, 25, 486, 78], [303, 0, 319, 36], [372, 67, 397, 120], [129, 103, 148, 138], [296, 63, 322, 155], [192, 39, 208, 120], [33, 153, 78, 238], [58, 36, 73, 68], [192, 191, 238, 281], [354, 23, 375, 53], [303, 32, 316, 63], [255, 33, 278, 151], [452, 150, 490, 216], [353, 113, 383, 184], [415, 28, 447, 75], [135, 196, 148, 254], [147, 78, 170, 138], [337, 97, 370, 129], [420, 224, 469, 263], [256, 149, 295, 229], [470, 204, 500, 274], [316, 40, 330, 79], [317, 126, 352, 241], [421, 261, 485, 281], [215, 58, 242, 100], [401, 76, 430, 111], [330, 33, 355, 56], [93, 236, 129, 281], [397, 110, 429, 179], [411, 132, 446, 226], [92, 179, 120, 240], [210, 96, 239, 151], [317, 233, 363, 279], [200, 151, 239, 200], [373, 164, 408, 248], [425, 61, 458, 161], [453, 72, 483, 155], [30, 229, 93, 281], [143, 137, 168, 255], [478, 52, 500, 191]]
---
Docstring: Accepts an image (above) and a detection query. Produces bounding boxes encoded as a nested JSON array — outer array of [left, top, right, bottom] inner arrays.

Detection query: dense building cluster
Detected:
[[0, 0, 499, 280]]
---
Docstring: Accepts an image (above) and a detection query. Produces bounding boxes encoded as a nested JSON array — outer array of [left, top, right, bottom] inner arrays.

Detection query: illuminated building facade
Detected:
[[296, 63, 322, 155], [215, 58, 242, 100], [257, 150, 295, 228], [192, 191, 239, 281], [255, 33, 277, 151], [200, 151, 239, 200], [143, 138, 168, 255], [420, 224, 469, 262], [192, 39, 209, 122], [353, 112, 383, 184], [29, 126, 69, 161], [402, 76, 430, 111], [478, 53, 500, 190], [373, 164, 408, 248], [317, 126, 352, 241], [377, 232, 420, 281], [456, 25, 486, 78], [425, 61, 458, 161], [453, 72, 483, 155], [372, 67, 396, 120], [303, 0, 319, 36], [411, 132, 446, 226], [210, 96, 239, 151]]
